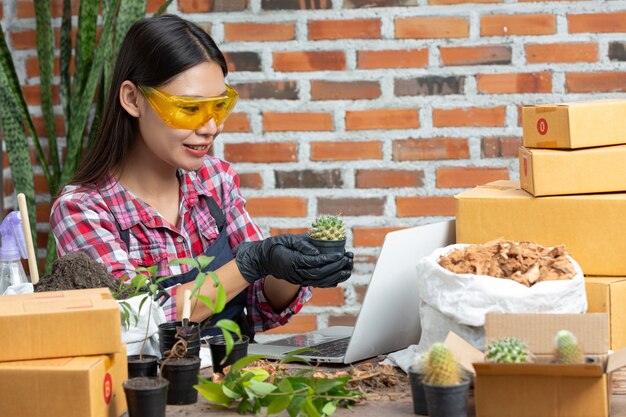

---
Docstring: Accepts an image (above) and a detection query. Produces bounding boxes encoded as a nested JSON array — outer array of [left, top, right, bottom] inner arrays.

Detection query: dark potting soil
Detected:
[[161, 357, 200, 366], [128, 355, 158, 364], [124, 377, 168, 390], [34, 252, 128, 297]]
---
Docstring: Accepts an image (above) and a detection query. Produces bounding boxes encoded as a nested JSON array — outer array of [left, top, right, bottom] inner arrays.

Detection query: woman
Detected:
[[50, 15, 353, 338]]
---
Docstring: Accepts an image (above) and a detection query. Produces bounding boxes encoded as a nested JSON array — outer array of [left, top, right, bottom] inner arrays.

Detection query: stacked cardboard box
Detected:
[[0, 288, 127, 417]]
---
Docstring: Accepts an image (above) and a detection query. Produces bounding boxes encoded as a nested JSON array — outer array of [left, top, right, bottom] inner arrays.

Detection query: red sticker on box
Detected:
[[103, 373, 112, 405], [537, 118, 548, 135]]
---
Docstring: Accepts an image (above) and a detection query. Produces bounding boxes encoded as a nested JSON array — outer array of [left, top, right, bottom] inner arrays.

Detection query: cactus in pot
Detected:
[[486, 337, 531, 364], [421, 343, 469, 417], [307, 215, 347, 254], [555, 330, 585, 364]]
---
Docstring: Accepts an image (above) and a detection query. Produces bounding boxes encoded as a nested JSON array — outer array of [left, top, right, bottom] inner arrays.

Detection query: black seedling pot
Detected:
[[208, 335, 250, 374], [158, 321, 201, 358], [308, 237, 346, 255], [423, 379, 470, 417], [158, 356, 201, 405], [123, 377, 169, 417], [408, 365, 428, 416], [127, 355, 158, 378]]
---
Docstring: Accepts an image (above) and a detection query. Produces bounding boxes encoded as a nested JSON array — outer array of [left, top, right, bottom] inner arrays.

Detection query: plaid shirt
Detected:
[[50, 156, 311, 331]]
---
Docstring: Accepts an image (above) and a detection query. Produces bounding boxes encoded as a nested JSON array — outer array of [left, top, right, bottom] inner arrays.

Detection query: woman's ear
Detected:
[[119, 81, 141, 118]]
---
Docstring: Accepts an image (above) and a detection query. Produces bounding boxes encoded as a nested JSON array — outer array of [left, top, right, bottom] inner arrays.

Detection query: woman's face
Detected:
[[136, 61, 227, 172]]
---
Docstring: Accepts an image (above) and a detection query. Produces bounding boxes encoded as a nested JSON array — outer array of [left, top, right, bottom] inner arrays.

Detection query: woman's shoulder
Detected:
[[52, 183, 109, 212]]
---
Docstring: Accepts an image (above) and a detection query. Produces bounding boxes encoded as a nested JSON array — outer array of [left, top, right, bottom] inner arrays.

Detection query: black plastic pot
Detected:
[[127, 355, 158, 378], [308, 237, 346, 255], [423, 379, 470, 417], [408, 365, 428, 416], [123, 377, 169, 417], [158, 321, 201, 358], [158, 356, 201, 405], [208, 335, 250, 374]]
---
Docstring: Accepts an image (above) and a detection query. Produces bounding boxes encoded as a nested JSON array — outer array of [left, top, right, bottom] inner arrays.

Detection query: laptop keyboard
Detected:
[[297, 337, 351, 358]]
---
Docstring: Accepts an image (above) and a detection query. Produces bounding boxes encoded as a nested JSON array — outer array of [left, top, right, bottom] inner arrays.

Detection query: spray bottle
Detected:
[[0, 211, 29, 294]]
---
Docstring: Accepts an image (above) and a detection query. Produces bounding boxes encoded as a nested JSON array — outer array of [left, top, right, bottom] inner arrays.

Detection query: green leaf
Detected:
[[195, 382, 232, 406], [322, 401, 337, 416], [303, 398, 322, 417], [314, 378, 349, 394], [137, 294, 148, 316], [221, 384, 241, 400], [229, 354, 265, 375], [153, 0, 173, 16], [237, 398, 255, 414], [168, 257, 200, 270], [246, 379, 277, 396], [196, 294, 215, 312], [113, 0, 147, 58], [148, 284, 158, 296], [288, 395, 306, 417], [279, 348, 314, 365], [215, 283, 226, 313], [244, 368, 270, 382], [197, 255, 215, 270], [191, 271, 207, 298], [278, 378, 294, 393], [59, 0, 72, 125], [73, 0, 99, 94], [221, 330, 234, 362], [215, 319, 242, 341], [267, 394, 293, 415]]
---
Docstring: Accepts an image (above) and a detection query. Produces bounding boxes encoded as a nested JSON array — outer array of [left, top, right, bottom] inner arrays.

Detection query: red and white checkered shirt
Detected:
[[50, 156, 311, 331]]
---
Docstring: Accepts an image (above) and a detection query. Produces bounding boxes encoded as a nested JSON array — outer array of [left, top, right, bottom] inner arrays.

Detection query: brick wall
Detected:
[[3, 0, 626, 337]]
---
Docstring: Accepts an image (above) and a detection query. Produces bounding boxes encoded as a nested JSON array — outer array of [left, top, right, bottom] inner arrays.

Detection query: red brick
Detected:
[[224, 142, 298, 163], [16, 0, 79, 18], [263, 112, 333, 132], [310, 141, 382, 161], [353, 227, 406, 247], [328, 315, 357, 327], [436, 167, 509, 188], [429, 0, 500, 3], [11, 27, 82, 50], [246, 197, 307, 217], [26, 56, 75, 78], [395, 17, 469, 39], [36, 202, 53, 222], [273, 51, 346, 72], [269, 227, 308, 236], [224, 22, 295, 42], [432, 107, 506, 127], [318, 197, 385, 216], [34, 175, 50, 194], [357, 49, 428, 69], [3, 178, 14, 195], [569, 12, 626, 33], [440, 46, 511, 66], [147, 0, 167, 13], [566, 72, 626, 93], [223, 113, 251, 133], [264, 315, 317, 334], [525, 43, 598, 63], [481, 14, 556, 36], [32, 115, 66, 137], [22, 85, 61, 106], [346, 109, 419, 130], [308, 19, 380, 40], [310, 81, 381, 100], [393, 138, 469, 161], [477, 72, 552, 94], [396, 196, 455, 217], [356, 169, 424, 188], [238, 173, 263, 189], [178, 0, 248, 13], [354, 285, 368, 304], [309, 288, 345, 306], [481, 136, 522, 158]]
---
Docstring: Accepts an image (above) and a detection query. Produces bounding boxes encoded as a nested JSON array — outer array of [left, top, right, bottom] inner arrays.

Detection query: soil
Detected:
[[34, 252, 129, 297], [438, 239, 576, 287], [128, 355, 159, 364], [160, 357, 201, 366], [123, 376, 168, 390]]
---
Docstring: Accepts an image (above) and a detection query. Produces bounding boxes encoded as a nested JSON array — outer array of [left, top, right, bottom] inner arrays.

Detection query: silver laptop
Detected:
[[248, 220, 456, 364]]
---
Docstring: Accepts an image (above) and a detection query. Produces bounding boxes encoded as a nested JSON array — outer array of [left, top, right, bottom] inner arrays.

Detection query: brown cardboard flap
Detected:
[[474, 362, 604, 377], [444, 332, 484, 375], [607, 347, 626, 373], [485, 313, 608, 355]]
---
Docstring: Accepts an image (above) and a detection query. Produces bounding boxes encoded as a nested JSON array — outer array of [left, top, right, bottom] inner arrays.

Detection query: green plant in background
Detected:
[[0, 0, 172, 273], [555, 330, 585, 364], [486, 337, 531, 364], [308, 215, 346, 241], [422, 343, 462, 386]]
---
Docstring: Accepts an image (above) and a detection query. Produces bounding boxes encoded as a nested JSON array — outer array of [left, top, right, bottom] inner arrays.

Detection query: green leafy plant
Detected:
[[196, 349, 364, 416], [555, 330, 584, 364], [0, 0, 173, 273], [486, 337, 531, 364], [308, 215, 346, 241], [422, 343, 462, 386]]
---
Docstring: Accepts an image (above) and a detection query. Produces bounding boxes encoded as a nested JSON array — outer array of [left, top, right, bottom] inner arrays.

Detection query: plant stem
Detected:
[[139, 293, 152, 361]]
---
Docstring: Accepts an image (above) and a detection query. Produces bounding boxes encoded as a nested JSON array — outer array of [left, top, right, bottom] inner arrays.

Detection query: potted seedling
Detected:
[[408, 353, 428, 416], [307, 214, 347, 254], [486, 336, 531, 364], [421, 343, 470, 417]]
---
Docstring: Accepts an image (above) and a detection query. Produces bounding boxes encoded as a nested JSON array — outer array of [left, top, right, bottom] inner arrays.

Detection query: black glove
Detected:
[[235, 234, 353, 288]]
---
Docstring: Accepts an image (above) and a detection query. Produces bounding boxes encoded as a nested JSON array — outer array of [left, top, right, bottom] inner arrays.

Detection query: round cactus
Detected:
[[308, 215, 346, 241], [486, 337, 530, 363], [555, 330, 584, 364], [422, 343, 462, 386]]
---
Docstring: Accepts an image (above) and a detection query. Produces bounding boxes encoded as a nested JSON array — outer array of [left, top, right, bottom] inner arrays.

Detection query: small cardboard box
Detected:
[[519, 145, 626, 196], [448, 313, 626, 417], [585, 277, 626, 351], [0, 347, 128, 417], [455, 180, 626, 276], [0, 288, 122, 362], [522, 99, 626, 149]]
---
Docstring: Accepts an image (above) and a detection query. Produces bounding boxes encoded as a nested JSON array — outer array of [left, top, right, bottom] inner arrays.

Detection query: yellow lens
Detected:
[[139, 85, 238, 130]]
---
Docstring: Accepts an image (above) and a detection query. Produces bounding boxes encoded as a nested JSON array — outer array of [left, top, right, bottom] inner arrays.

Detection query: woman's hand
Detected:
[[235, 234, 353, 288]]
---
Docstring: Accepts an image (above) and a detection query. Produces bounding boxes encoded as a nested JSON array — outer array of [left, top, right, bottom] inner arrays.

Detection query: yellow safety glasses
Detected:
[[138, 84, 238, 130]]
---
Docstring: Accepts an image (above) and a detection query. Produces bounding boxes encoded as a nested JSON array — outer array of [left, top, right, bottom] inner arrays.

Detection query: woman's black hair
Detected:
[[69, 14, 228, 187]]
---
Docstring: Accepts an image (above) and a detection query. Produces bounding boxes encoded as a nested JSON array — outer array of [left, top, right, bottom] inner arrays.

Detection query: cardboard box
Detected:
[[522, 99, 626, 149], [448, 313, 626, 417], [455, 180, 626, 276], [0, 288, 122, 362], [0, 347, 128, 417], [586, 277, 626, 351], [519, 145, 626, 196]]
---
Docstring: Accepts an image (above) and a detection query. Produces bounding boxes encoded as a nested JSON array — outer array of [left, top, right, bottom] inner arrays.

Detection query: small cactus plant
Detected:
[[486, 337, 530, 364], [308, 215, 346, 241], [555, 330, 584, 364], [422, 343, 462, 386]]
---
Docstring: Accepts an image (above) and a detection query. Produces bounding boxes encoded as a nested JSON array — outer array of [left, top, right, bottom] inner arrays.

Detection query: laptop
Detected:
[[248, 220, 456, 363]]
